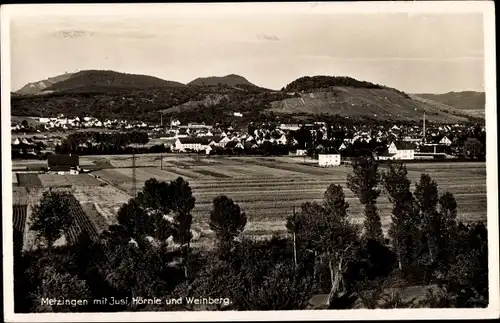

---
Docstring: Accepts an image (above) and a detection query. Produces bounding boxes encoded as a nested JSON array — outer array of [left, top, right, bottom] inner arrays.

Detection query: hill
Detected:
[[39, 70, 185, 93], [15, 72, 75, 95], [413, 91, 485, 116], [270, 76, 480, 123], [188, 74, 271, 91], [11, 73, 482, 124]]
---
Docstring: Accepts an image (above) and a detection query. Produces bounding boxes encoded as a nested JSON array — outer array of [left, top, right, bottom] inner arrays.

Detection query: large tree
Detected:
[[323, 184, 349, 219], [463, 137, 484, 159], [30, 190, 74, 250], [347, 156, 383, 242], [121, 177, 195, 277], [292, 185, 359, 307], [382, 162, 418, 271], [209, 195, 247, 258], [168, 177, 196, 278]]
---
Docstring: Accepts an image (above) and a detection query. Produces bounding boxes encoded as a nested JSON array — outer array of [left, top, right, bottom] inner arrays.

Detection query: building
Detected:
[[318, 154, 341, 167], [375, 151, 397, 161], [47, 154, 80, 174], [279, 124, 301, 131], [174, 137, 211, 152], [439, 136, 452, 146], [388, 141, 416, 160]]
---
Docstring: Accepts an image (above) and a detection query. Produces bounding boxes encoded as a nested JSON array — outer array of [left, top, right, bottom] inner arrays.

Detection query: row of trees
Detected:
[[15, 158, 488, 312], [55, 131, 149, 155]]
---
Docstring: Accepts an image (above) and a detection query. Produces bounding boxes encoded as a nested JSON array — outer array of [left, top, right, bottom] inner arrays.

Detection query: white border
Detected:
[[1, 2, 498, 322]]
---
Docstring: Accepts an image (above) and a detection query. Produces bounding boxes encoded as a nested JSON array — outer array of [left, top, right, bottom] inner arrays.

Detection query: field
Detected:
[[89, 157, 487, 244], [12, 156, 487, 248], [37, 173, 103, 187]]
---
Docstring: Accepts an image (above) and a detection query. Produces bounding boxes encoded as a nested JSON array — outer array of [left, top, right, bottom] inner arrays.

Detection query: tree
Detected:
[[30, 190, 74, 250], [292, 185, 359, 307], [347, 156, 383, 242], [117, 198, 154, 239], [33, 265, 93, 312], [209, 195, 247, 258], [323, 184, 349, 219], [414, 173, 440, 282], [382, 162, 418, 271], [168, 177, 196, 278], [463, 137, 483, 159], [123, 177, 195, 277], [431, 192, 460, 278]]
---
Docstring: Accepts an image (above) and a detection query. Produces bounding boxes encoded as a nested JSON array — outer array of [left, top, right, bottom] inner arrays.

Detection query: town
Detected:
[[11, 113, 486, 167], [7, 3, 491, 316]]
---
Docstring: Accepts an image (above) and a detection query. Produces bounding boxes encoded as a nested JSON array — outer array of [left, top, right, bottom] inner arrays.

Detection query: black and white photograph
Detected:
[[1, 2, 498, 321]]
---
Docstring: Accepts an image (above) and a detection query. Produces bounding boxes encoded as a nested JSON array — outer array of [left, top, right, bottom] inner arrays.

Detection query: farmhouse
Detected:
[[47, 154, 80, 175], [318, 154, 341, 167], [388, 141, 416, 160]]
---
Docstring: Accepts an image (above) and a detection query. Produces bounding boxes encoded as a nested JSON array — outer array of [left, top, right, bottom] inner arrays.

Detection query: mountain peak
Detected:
[[16, 69, 185, 95], [188, 74, 254, 87]]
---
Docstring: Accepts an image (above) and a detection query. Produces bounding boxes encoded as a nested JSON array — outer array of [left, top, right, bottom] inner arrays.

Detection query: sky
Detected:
[[8, 3, 486, 93]]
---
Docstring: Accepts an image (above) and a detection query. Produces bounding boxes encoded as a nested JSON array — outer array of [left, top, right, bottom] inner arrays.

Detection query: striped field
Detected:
[[90, 158, 487, 243]]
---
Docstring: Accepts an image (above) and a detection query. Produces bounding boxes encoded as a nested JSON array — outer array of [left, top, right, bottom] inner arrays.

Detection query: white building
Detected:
[[318, 154, 341, 167], [439, 136, 452, 146], [174, 138, 210, 152], [388, 141, 416, 160], [279, 124, 301, 131], [296, 149, 308, 156]]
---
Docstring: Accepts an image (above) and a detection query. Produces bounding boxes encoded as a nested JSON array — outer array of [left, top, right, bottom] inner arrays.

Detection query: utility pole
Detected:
[[132, 148, 137, 197], [160, 145, 163, 170], [292, 205, 298, 268]]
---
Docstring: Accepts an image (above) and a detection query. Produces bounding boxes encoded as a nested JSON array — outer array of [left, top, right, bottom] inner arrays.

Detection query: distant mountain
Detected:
[[40, 70, 185, 93], [188, 74, 271, 91], [413, 91, 485, 112], [15, 73, 75, 95]]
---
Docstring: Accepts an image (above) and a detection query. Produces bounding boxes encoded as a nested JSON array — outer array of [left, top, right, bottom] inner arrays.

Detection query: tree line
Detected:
[[14, 158, 487, 312], [55, 131, 149, 155]]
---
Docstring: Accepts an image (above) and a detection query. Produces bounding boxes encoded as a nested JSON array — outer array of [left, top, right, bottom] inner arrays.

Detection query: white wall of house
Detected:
[[388, 142, 415, 160], [440, 137, 452, 146], [388, 142, 398, 154], [396, 150, 415, 160], [318, 154, 341, 167], [175, 139, 208, 152]]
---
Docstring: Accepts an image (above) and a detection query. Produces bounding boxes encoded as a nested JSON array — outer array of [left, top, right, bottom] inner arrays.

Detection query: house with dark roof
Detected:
[[47, 154, 80, 174], [388, 141, 416, 160]]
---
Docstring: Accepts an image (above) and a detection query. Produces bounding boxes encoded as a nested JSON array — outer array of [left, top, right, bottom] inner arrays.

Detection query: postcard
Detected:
[[1, 1, 498, 321]]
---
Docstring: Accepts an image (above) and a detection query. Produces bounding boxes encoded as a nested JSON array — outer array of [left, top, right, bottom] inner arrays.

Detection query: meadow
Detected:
[[13, 156, 487, 249]]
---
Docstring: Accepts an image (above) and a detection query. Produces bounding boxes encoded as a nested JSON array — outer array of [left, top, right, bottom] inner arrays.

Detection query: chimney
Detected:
[[423, 112, 426, 142]]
